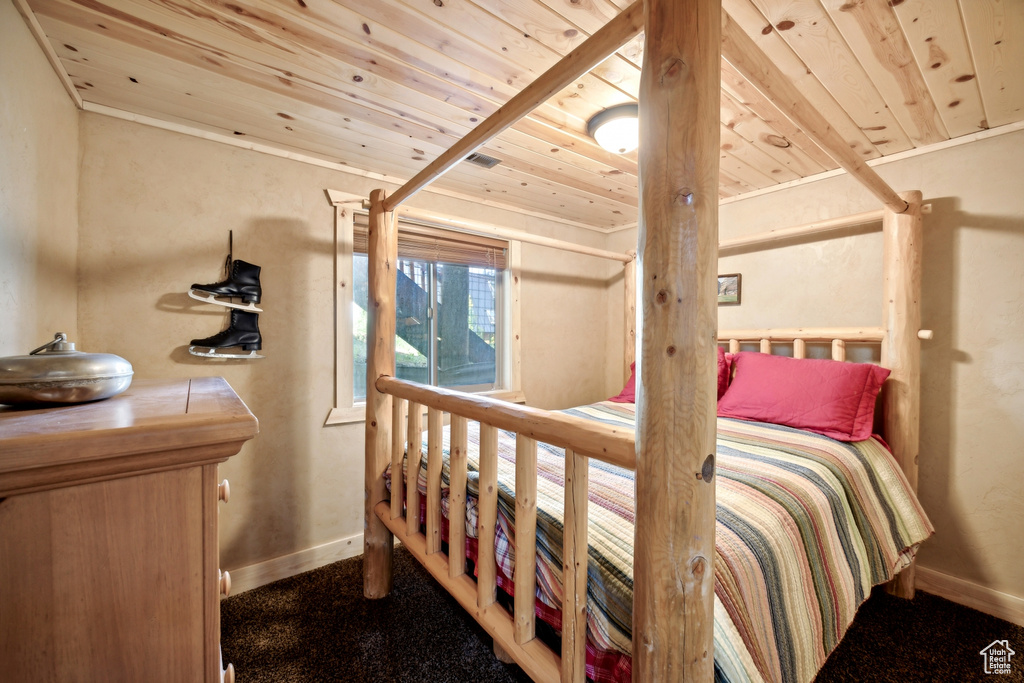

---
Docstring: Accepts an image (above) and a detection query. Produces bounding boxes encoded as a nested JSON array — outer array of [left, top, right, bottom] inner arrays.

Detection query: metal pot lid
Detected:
[[0, 333, 134, 386]]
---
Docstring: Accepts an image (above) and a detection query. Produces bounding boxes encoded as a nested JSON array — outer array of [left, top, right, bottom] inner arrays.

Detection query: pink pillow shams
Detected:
[[716, 351, 890, 442]]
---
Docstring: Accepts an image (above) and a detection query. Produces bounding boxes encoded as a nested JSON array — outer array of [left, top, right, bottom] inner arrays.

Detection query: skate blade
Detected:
[[188, 346, 264, 360], [188, 289, 263, 312]]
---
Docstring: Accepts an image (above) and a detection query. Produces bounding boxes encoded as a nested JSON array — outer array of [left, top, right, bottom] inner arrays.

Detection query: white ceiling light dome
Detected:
[[587, 103, 639, 154]]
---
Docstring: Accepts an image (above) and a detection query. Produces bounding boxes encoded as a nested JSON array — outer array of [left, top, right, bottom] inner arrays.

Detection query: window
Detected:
[[327, 190, 522, 425]]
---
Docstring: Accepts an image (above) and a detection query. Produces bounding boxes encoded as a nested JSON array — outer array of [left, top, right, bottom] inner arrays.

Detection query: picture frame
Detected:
[[718, 273, 741, 305]]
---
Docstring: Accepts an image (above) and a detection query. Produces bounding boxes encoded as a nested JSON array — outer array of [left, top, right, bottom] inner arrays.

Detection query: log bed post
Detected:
[[881, 189, 924, 599], [624, 250, 637, 384], [634, 0, 720, 680], [364, 188, 398, 599]]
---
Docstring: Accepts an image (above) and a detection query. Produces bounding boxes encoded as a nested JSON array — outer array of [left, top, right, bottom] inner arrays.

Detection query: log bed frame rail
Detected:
[[363, 1, 926, 681]]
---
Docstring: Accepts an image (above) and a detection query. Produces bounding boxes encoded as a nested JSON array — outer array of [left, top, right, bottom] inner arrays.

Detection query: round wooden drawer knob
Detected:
[[218, 479, 231, 503], [219, 570, 232, 597], [223, 662, 235, 683]]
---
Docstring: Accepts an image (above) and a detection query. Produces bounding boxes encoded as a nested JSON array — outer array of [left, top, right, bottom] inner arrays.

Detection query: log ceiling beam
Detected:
[[382, 0, 644, 213], [720, 10, 909, 214]]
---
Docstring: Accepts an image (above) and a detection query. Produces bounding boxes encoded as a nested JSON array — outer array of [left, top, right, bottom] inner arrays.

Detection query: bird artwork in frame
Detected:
[[718, 273, 741, 305]]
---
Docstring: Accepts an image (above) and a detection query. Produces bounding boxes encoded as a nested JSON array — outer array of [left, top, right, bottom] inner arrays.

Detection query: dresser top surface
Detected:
[[0, 377, 258, 475]]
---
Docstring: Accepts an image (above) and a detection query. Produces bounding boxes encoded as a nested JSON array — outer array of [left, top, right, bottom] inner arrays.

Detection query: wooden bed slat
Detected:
[[623, 251, 637, 384], [561, 448, 589, 683], [374, 502, 561, 683], [793, 338, 807, 359], [406, 402, 423, 538], [831, 339, 847, 362], [514, 435, 539, 646], [425, 408, 444, 554], [390, 398, 406, 521], [448, 416, 469, 581], [375, 376, 634, 469], [477, 424, 499, 610], [760, 339, 771, 354]]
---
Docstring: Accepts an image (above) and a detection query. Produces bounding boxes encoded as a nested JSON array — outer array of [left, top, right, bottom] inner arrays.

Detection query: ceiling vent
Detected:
[[465, 152, 502, 169]]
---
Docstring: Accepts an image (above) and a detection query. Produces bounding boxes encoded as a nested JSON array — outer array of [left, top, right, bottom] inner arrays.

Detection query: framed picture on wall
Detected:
[[718, 273, 741, 305]]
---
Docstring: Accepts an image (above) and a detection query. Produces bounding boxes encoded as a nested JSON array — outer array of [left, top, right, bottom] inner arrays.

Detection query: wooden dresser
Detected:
[[0, 377, 258, 683]]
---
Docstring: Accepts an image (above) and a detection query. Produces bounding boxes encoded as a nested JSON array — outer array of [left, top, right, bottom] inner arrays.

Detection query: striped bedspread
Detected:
[[392, 400, 933, 683]]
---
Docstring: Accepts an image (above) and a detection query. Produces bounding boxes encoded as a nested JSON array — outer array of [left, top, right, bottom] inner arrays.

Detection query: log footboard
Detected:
[[373, 376, 634, 683]]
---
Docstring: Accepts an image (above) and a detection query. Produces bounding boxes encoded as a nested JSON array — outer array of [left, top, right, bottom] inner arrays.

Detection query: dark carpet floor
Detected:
[[221, 546, 1023, 682]]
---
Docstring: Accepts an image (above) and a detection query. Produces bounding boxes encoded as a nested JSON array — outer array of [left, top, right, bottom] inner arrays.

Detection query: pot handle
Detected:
[[29, 333, 69, 355]]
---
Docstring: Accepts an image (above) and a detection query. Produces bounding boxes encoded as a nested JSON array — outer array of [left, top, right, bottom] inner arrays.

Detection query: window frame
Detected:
[[325, 189, 523, 426]]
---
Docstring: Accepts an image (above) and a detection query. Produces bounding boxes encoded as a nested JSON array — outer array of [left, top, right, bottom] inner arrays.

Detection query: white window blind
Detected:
[[353, 215, 508, 269]]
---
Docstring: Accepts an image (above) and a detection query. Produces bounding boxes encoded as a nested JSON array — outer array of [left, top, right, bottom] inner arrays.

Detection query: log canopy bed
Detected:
[[361, 1, 933, 681]]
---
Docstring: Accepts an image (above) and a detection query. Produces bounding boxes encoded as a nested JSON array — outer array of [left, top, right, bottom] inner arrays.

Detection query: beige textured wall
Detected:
[[77, 113, 617, 570], [0, 1, 79, 355], [616, 130, 1024, 601]]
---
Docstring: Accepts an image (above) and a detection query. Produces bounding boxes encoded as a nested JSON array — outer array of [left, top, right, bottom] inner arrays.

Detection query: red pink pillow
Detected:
[[716, 352, 890, 442], [609, 350, 732, 404], [717, 346, 730, 400]]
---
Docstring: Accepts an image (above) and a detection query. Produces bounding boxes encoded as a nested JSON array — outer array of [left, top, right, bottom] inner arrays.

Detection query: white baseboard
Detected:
[[916, 566, 1024, 627], [226, 533, 364, 595]]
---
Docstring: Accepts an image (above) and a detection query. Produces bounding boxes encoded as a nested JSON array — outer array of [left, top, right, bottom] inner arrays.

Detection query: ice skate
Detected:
[[189, 310, 264, 360], [189, 259, 263, 312]]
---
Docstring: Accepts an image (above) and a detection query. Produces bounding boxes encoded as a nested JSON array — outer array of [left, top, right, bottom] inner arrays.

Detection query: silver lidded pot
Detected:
[[0, 333, 133, 406]]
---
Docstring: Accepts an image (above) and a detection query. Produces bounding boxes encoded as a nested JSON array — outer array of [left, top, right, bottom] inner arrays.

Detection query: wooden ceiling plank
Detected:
[[720, 65, 839, 171], [383, 0, 644, 211], [60, 53, 455, 168], [318, 0, 634, 133], [739, 0, 915, 154], [719, 93, 829, 179], [718, 146, 782, 189], [11, 0, 82, 107], [718, 167, 760, 195], [41, 0, 637, 201], [409, 0, 641, 100], [722, 0, 888, 158], [821, 0, 948, 146], [721, 9, 909, 213], [719, 123, 802, 183], [40, 17, 489, 167], [40, 0, 642, 187], [529, 0, 624, 37], [187, 0, 630, 150], [31, 0, 459, 139], [66, 45, 638, 216], [889, 0, 988, 138], [465, 0, 641, 95], [959, 0, 1024, 128]]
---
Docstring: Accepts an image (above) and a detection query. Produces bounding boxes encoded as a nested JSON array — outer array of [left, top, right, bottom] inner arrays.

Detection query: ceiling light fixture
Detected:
[[586, 103, 639, 154]]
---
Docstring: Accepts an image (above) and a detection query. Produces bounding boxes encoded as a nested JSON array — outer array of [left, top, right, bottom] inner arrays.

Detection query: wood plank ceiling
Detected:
[[22, 0, 1024, 230]]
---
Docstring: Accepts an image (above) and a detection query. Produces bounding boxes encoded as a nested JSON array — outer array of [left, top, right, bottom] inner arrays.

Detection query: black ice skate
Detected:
[[189, 259, 264, 312], [188, 310, 264, 360]]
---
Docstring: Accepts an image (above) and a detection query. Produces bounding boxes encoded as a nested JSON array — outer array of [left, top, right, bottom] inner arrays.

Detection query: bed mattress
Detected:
[[387, 400, 933, 683]]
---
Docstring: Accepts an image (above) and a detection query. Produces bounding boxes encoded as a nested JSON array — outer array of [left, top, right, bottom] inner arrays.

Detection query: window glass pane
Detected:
[[395, 259, 431, 385], [353, 253, 368, 402], [353, 250, 502, 401], [437, 263, 497, 388]]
